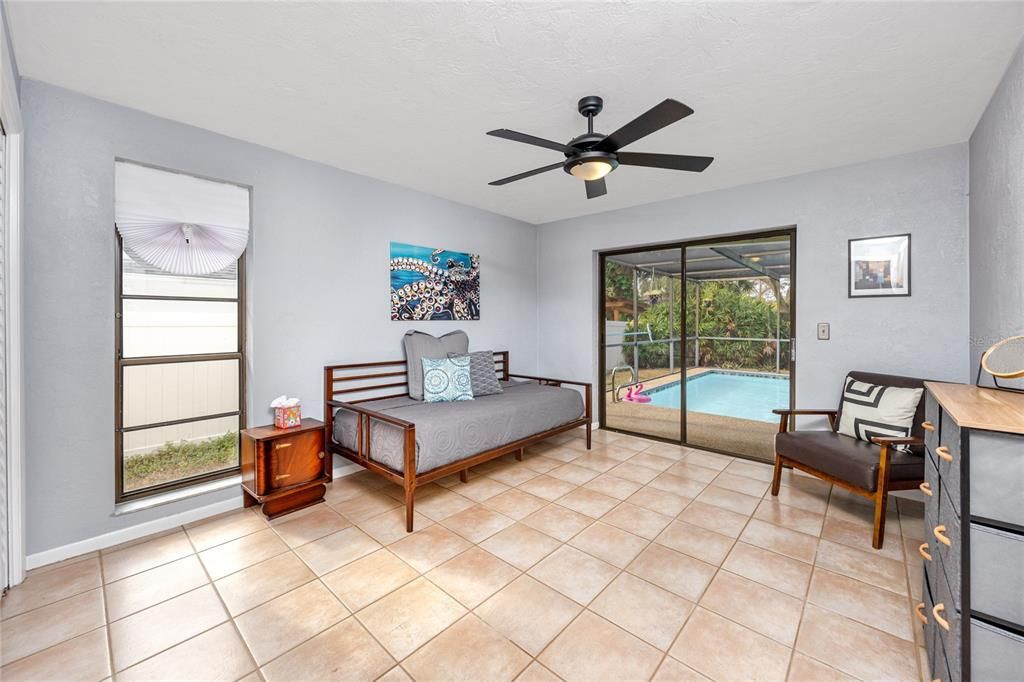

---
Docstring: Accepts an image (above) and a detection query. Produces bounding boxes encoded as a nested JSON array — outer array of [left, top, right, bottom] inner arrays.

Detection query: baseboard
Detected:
[[25, 497, 243, 571]]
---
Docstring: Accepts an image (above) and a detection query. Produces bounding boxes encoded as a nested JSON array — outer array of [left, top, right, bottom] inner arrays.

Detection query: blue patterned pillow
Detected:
[[421, 356, 474, 403]]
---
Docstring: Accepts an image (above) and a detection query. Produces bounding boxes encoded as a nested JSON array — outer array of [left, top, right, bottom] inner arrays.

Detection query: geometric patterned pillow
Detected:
[[449, 350, 503, 396], [421, 356, 474, 403], [837, 376, 923, 450]]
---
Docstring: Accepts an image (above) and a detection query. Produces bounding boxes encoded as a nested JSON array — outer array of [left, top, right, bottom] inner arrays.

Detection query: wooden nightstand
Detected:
[[240, 418, 330, 519]]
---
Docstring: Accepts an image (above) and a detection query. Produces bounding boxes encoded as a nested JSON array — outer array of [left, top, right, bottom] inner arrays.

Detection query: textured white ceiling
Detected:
[[8, 2, 1024, 224]]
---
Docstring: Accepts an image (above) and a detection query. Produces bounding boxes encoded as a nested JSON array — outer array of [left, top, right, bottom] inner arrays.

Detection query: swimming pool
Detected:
[[642, 371, 790, 422]]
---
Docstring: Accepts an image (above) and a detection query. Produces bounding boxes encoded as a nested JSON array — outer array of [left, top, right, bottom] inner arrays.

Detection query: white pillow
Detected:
[[837, 376, 923, 448]]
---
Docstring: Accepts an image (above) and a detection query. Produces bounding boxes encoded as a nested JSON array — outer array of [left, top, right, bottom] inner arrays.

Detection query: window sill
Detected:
[[114, 474, 242, 516]]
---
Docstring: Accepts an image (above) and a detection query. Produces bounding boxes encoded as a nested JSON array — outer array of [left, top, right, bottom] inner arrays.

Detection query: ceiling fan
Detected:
[[487, 96, 713, 199]]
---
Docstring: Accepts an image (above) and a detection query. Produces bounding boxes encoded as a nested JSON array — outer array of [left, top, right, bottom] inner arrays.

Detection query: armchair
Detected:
[[770, 371, 927, 549]]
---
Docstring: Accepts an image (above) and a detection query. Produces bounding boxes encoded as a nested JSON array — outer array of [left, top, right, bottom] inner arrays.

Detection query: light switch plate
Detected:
[[817, 322, 830, 340]]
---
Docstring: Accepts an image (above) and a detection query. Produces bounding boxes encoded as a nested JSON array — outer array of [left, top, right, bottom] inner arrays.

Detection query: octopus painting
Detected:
[[390, 242, 481, 321]]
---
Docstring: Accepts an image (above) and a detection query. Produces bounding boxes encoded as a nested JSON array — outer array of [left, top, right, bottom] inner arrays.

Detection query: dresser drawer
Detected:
[[935, 487, 962, 613], [969, 430, 1024, 528], [924, 450, 940, 532], [262, 430, 325, 494], [971, 523, 1024, 627], [924, 392, 942, 456], [936, 410, 961, 517], [933, 558, 962, 680], [971, 619, 1024, 682]]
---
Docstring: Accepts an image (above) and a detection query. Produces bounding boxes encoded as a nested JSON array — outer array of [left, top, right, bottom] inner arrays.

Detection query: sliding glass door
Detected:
[[599, 229, 795, 462]]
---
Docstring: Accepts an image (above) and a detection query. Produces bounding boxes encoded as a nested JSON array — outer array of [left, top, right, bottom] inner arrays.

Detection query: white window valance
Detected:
[[115, 161, 250, 276]]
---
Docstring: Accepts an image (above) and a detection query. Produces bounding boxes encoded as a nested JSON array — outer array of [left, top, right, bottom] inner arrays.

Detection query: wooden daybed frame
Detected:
[[323, 351, 592, 532]]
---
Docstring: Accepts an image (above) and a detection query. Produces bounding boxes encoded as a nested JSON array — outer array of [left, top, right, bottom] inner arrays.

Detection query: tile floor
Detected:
[[1, 428, 930, 681]]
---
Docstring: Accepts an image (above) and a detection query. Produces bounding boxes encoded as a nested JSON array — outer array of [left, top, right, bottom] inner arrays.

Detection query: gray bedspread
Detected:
[[332, 380, 585, 474]]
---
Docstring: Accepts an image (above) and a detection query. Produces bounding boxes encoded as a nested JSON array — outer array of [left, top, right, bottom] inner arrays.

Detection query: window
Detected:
[[114, 162, 249, 501]]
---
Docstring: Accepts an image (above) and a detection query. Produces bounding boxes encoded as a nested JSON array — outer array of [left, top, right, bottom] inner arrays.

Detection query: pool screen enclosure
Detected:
[[599, 228, 795, 462]]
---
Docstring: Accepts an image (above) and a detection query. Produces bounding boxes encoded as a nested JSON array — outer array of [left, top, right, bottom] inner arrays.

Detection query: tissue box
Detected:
[[274, 405, 302, 429]]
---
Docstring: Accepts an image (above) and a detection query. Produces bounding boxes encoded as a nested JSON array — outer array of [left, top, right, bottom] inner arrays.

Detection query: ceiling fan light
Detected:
[[569, 160, 613, 181]]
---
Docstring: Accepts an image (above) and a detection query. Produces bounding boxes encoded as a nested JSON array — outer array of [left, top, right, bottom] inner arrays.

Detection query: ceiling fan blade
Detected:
[[488, 162, 564, 186], [617, 152, 713, 172], [585, 177, 607, 199], [486, 129, 572, 153], [594, 99, 694, 152]]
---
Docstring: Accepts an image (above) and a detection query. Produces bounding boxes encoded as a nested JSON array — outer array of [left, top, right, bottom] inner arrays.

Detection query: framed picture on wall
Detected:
[[848, 233, 911, 298]]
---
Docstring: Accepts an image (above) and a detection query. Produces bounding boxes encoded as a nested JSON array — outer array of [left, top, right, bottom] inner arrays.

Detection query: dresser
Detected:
[[241, 418, 330, 518], [920, 383, 1024, 682]]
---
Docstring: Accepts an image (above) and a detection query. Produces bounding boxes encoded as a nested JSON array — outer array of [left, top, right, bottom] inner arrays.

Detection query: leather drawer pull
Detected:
[[918, 542, 932, 561], [919, 482, 933, 497], [915, 602, 928, 625], [933, 525, 952, 547], [922, 421, 935, 432], [274, 442, 293, 450], [933, 603, 950, 631], [935, 446, 953, 462]]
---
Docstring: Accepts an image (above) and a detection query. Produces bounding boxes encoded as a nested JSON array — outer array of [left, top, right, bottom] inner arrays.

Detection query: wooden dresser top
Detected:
[[925, 382, 1024, 434]]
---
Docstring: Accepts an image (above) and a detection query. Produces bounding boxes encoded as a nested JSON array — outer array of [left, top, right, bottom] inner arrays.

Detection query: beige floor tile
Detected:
[[521, 503, 593, 542], [569, 522, 649, 568], [671, 607, 791, 682], [517, 661, 563, 682], [696, 485, 761, 516], [234, 580, 348, 665], [388, 524, 472, 573], [539, 610, 662, 682], [214, 552, 315, 616], [786, 653, 858, 681], [722, 458, 774, 480], [403, 614, 531, 682], [185, 509, 267, 552], [649, 471, 710, 499], [483, 488, 549, 520], [1, 555, 102, 620], [476, 575, 581, 656], [356, 578, 466, 660], [627, 543, 716, 601], [821, 515, 903, 561], [293, 526, 380, 575], [379, 665, 414, 682], [779, 468, 833, 494], [270, 504, 350, 548], [414, 489, 478, 521], [547, 463, 600, 486], [607, 434, 654, 452], [590, 572, 694, 650], [796, 603, 918, 681], [667, 462, 721, 484], [549, 487, 619, 518], [441, 504, 515, 543], [0, 626, 110, 682], [105, 554, 209, 621], [652, 657, 712, 681], [608, 461, 660, 484], [479, 523, 562, 570], [583, 474, 643, 500], [815, 539, 907, 595], [699, 571, 804, 646], [426, 546, 520, 608], [544, 445, 584, 462], [324, 474, 389, 504], [101, 530, 195, 583], [487, 463, 541, 487], [321, 548, 418, 612], [109, 585, 227, 671], [520, 454, 563, 473], [451, 475, 511, 502], [686, 451, 734, 472], [656, 520, 735, 566], [711, 471, 770, 498], [1, 588, 106, 666], [721, 542, 812, 598], [807, 568, 914, 641], [528, 545, 618, 605], [572, 452, 622, 473], [642, 442, 691, 460], [772, 483, 830, 514], [117, 622, 255, 681], [355, 507, 433, 545], [627, 486, 691, 516], [332, 490, 403, 522], [739, 519, 818, 563], [260, 617, 395, 682], [601, 502, 674, 540], [518, 475, 577, 502], [678, 500, 750, 538], [755, 498, 825, 537], [22, 551, 97, 578], [198, 528, 289, 580], [626, 451, 676, 472], [827, 491, 897, 527]]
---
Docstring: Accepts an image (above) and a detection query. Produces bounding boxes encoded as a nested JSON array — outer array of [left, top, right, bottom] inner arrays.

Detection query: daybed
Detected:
[[323, 351, 592, 531]]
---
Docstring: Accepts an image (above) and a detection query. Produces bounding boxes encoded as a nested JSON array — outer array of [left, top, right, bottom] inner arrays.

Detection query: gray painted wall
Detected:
[[536, 144, 971, 422], [21, 80, 539, 555], [969, 40, 1024, 380]]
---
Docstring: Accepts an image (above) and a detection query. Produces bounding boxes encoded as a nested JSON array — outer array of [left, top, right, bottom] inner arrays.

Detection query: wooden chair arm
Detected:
[[508, 374, 592, 390], [772, 409, 838, 416], [773, 409, 838, 433], [326, 399, 415, 430], [870, 436, 925, 447]]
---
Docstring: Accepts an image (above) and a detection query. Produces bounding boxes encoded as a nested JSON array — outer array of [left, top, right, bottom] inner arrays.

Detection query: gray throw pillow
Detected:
[[403, 330, 469, 400], [450, 350, 503, 396]]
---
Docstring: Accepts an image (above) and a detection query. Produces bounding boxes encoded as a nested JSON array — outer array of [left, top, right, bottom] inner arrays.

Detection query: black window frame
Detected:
[[113, 162, 248, 503]]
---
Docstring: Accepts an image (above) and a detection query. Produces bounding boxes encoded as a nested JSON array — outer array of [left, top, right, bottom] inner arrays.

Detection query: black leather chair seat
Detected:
[[775, 431, 925, 492]]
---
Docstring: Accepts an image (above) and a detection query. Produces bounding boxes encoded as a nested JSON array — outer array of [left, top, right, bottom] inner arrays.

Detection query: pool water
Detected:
[[642, 371, 790, 422]]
